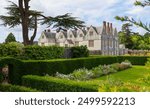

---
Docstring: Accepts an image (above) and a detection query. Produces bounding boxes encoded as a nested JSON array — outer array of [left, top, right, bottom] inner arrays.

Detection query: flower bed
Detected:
[[56, 60, 132, 81]]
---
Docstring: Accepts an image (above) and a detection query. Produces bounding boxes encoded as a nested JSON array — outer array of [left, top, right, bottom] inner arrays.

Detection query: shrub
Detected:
[[71, 46, 89, 58], [137, 74, 150, 85], [98, 77, 150, 92], [56, 61, 132, 81], [0, 42, 24, 57], [22, 75, 98, 92], [0, 84, 38, 92], [91, 65, 103, 78], [145, 58, 150, 66], [22, 45, 64, 60], [70, 68, 93, 80]]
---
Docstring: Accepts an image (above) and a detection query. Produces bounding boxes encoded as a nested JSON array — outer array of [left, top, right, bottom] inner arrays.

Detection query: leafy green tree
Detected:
[[118, 23, 133, 48], [5, 33, 16, 43], [130, 34, 141, 49], [0, 0, 84, 45], [115, 0, 150, 32]]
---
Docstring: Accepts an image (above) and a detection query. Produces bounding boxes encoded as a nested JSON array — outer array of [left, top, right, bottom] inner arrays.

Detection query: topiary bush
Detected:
[[71, 45, 89, 58], [0, 84, 38, 92], [22, 75, 98, 92]]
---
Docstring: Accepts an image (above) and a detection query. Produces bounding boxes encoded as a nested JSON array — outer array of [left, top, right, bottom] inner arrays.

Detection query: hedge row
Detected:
[[0, 84, 38, 92], [22, 56, 118, 76], [22, 75, 98, 92], [0, 43, 89, 60], [0, 56, 149, 85], [0, 43, 64, 60]]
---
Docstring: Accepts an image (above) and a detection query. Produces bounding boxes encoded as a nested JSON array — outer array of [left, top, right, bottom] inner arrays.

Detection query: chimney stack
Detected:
[[107, 22, 110, 34], [48, 29, 51, 32], [110, 23, 113, 35], [103, 21, 106, 33]]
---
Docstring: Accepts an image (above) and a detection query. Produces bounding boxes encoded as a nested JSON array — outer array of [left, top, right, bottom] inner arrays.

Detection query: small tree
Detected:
[[5, 33, 16, 43]]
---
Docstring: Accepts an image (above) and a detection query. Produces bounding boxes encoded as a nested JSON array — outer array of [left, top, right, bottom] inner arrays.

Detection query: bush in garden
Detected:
[[22, 45, 64, 60], [145, 58, 150, 66], [91, 65, 103, 78], [70, 68, 93, 80], [56, 60, 132, 81], [137, 74, 150, 85], [71, 45, 89, 58], [98, 77, 150, 92], [110, 63, 120, 71], [0, 42, 24, 57]]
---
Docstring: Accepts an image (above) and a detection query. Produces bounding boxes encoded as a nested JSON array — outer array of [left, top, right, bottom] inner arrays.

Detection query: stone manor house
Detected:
[[38, 21, 119, 55]]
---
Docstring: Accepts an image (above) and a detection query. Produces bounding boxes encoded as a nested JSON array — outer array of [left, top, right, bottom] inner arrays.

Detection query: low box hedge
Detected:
[[0, 84, 38, 92], [22, 75, 98, 92]]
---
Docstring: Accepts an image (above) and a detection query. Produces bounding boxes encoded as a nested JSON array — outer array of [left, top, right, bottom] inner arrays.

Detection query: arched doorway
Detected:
[[0, 64, 9, 84]]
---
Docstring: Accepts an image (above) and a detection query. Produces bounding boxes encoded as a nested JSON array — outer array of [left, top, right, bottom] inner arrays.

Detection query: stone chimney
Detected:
[[110, 23, 113, 35], [103, 21, 106, 33], [106, 22, 110, 35], [47, 29, 51, 32]]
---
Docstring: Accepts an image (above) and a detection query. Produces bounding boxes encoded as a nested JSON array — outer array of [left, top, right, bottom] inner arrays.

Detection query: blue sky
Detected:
[[0, 0, 149, 42]]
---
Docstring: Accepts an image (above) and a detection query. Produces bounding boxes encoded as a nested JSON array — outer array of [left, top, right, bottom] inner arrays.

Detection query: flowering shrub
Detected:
[[56, 60, 132, 81]]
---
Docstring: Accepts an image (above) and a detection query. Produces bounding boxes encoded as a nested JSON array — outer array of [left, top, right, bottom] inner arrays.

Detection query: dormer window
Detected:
[[89, 31, 93, 36], [42, 35, 44, 39], [70, 35, 72, 38]]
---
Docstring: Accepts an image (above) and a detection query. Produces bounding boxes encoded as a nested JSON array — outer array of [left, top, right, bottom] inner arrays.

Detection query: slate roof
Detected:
[[66, 39, 74, 44], [44, 32, 56, 39]]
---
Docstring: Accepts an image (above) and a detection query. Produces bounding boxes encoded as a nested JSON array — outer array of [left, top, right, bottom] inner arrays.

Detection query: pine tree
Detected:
[[0, 0, 84, 45], [5, 33, 16, 43]]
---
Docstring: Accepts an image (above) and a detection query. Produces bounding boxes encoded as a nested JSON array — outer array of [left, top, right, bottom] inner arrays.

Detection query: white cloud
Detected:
[[0, 0, 149, 42]]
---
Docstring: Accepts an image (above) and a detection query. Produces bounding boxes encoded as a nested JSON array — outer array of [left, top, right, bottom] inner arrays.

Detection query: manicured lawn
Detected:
[[88, 66, 150, 87]]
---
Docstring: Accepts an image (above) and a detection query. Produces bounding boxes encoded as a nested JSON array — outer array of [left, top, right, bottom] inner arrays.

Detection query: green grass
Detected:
[[87, 66, 150, 87]]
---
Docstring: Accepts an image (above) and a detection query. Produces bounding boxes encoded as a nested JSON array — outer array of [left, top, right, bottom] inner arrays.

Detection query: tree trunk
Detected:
[[30, 16, 37, 45], [18, 0, 30, 45]]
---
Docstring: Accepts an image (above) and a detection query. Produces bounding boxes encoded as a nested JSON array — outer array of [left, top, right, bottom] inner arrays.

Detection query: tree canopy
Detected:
[[0, 0, 85, 45]]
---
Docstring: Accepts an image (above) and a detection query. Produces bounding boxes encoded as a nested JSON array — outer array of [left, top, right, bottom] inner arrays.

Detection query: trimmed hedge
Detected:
[[0, 43, 64, 60], [0, 57, 23, 85], [22, 45, 64, 60], [0, 84, 38, 92], [0, 56, 149, 85], [22, 75, 98, 92], [117, 56, 149, 65], [71, 46, 89, 58], [22, 56, 118, 76]]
